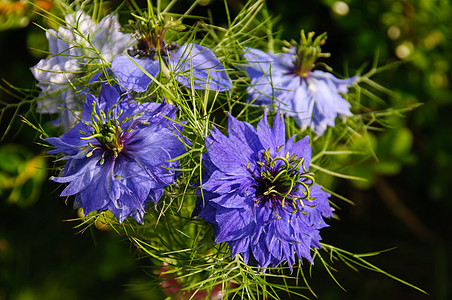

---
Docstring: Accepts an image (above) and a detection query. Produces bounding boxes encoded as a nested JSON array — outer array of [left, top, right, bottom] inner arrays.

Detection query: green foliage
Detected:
[[0, 144, 47, 207], [2, 0, 449, 299], [51, 1, 425, 298]]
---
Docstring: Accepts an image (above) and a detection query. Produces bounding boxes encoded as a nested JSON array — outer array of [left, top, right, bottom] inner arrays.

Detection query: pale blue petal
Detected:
[[169, 43, 232, 91], [111, 55, 160, 92]]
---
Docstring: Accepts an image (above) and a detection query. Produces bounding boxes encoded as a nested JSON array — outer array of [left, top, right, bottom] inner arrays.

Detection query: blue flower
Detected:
[[111, 42, 233, 93], [30, 12, 134, 130], [193, 111, 333, 269], [243, 33, 356, 136], [46, 84, 187, 223]]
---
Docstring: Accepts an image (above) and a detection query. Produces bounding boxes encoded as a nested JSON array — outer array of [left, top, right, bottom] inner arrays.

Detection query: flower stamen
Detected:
[[125, 13, 184, 59], [250, 147, 316, 215], [80, 100, 128, 161], [286, 31, 331, 77]]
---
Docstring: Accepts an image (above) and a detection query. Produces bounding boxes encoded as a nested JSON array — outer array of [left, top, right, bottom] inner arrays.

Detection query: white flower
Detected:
[[31, 12, 134, 130]]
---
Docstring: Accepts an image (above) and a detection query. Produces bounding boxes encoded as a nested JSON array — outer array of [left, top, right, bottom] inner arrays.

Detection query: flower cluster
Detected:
[[0, 0, 428, 296], [33, 8, 358, 276], [11, 1, 427, 297]]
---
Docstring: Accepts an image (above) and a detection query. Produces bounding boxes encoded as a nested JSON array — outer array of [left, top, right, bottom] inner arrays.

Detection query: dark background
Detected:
[[1, 0, 450, 299]]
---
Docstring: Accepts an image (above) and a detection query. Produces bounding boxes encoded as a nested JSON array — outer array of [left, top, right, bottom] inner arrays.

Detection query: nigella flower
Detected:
[[46, 84, 187, 223], [243, 31, 356, 136], [193, 111, 333, 269], [31, 11, 134, 130], [111, 15, 232, 93]]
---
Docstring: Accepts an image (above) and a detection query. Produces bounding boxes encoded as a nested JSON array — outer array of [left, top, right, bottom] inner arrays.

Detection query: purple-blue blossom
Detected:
[[112, 43, 232, 93], [243, 33, 356, 136], [110, 15, 232, 93], [31, 12, 134, 130], [193, 111, 333, 269], [46, 84, 187, 223]]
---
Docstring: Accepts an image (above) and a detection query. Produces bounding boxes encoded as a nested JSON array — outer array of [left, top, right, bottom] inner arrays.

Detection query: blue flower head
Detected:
[[111, 15, 232, 93], [194, 111, 333, 269], [46, 84, 187, 223], [243, 31, 356, 136]]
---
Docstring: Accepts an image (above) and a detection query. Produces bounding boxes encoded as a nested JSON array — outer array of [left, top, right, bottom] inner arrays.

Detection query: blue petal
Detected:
[[74, 159, 115, 213], [288, 136, 312, 169], [169, 43, 232, 91], [307, 184, 333, 219], [311, 70, 357, 93], [202, 169, 248, 195], [247, 71, 299, 110], [50, 156, 100, 196], [115, 158, 153, 202], [46, 123, 91, 156], [111, 55, 160, 92], [256, 110, 285, 153], [244, 47, 298, 107], [209, 191, 251, 209], [251, 234, 272, 268], [98, 83, 121, 111], [195, 194, 218, 224], [205, 126, 250, 173], [290, 82, 315, 130], [215, 208, 254, 243], [243, 48, 289, 77], [227, 113, 262, 156], [271, 110, 285, 151], [229, 237, 251, 261]]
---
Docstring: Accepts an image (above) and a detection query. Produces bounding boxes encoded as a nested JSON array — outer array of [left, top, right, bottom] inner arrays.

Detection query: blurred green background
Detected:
[[0, 0, 451, 299]]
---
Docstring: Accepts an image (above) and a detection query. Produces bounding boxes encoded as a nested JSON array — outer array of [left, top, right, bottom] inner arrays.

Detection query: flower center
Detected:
[[96, 123, 123, 154], [290, 31, 330, 77], [249, 148, 316, 216], [79, 99, 135, 165], [125, 14, 184, 59], [128, 40, 181, 59]]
